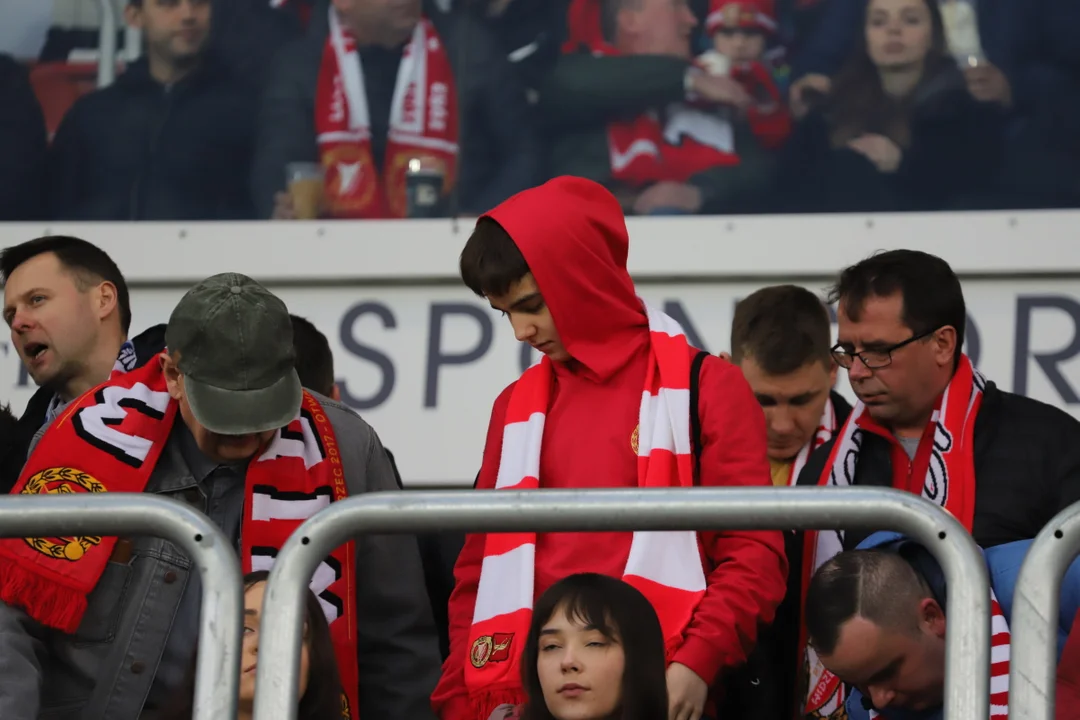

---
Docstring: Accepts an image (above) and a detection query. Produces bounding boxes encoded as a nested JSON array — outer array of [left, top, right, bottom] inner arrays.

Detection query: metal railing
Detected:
[[96, 0, 118, 87], [1009, 502, 1080, 719], [253, 486, 992, 720], [0, 493, 243, 720]]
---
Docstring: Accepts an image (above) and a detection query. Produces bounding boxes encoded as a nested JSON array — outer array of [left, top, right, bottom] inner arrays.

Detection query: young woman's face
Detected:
[[865, 0, 933, 70], [239, 581, 311, 706], [536, 604, 626, 720]]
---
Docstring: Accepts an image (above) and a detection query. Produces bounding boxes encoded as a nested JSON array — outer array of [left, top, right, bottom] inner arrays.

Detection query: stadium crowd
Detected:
[[1, 1, 1080, 719], [1, 0, 1079, 221]]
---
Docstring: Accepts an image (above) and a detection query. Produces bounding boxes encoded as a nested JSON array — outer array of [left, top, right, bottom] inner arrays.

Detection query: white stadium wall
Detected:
[[1, 211, 1078, 486]]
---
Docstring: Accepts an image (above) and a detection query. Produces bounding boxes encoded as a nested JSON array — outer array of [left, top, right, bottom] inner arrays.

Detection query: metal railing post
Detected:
[[96, 0, 118, 87], [253, 487, 990, 720], [1008, 502, 1080, 719], [0, 493, 242, 720]]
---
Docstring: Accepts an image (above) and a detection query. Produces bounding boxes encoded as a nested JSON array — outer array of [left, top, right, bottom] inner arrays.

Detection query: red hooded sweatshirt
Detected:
[[431, 177, 787, 720]]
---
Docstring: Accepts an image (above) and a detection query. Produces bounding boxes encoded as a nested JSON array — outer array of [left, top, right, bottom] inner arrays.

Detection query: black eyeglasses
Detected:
[[831, 327, 940, 370]]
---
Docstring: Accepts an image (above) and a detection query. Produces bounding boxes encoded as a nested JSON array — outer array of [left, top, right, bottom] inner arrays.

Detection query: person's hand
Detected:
[[847, 133, 903, 173], [964, 62, 1012, 107], [633, 182, 703, 215], [667, 662, 709, 720], [789, 73, 832, 118], [690, 72, 753, 111], [271, 191, 297, 220]]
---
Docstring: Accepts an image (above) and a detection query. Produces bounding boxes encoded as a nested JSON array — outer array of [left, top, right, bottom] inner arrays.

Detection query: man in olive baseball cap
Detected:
[[162, 272, 303, 461]]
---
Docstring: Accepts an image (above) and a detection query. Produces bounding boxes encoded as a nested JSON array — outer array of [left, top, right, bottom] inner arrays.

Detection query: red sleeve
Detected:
[[431, 383, 515, 720], [671, 355, 788, 684], [739, 64, 792, 150], [747, 104, 792, 149]]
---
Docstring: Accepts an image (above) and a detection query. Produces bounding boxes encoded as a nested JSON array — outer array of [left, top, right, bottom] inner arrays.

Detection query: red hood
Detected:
[[484, 177, 648, 382]]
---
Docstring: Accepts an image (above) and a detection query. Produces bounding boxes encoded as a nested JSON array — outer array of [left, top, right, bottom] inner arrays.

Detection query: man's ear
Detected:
[[918, 597, 947, 639], [123, 3, 144, 31], [160, 353, 182, 400], [95, 281, 119, 324]]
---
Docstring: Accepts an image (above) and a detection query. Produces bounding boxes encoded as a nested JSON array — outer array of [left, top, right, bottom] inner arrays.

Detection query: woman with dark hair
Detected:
[[514, 573, 668, 720], [777, 0, 1004, 212], [165, 570, 343, 720]]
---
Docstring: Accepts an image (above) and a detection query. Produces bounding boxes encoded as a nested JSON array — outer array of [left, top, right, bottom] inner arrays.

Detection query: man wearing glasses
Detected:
[[791, 248, 1080, 720]]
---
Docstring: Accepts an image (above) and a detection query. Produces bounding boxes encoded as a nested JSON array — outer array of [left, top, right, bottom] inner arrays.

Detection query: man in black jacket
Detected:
[[0, 236, 166, 493], [47, 0, 256, 220], [254, 0, 540, 219], [0, 55, 47, 221], [787, 249, 1080, 720], [798, 249, 1080, 547]]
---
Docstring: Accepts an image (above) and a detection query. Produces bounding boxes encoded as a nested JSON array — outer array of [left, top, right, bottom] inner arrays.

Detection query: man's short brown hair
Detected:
[[730, 285, 832, 375]]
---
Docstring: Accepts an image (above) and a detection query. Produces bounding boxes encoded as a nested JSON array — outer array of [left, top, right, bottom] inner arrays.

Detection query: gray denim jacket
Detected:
[[0, 395, 442, 719]]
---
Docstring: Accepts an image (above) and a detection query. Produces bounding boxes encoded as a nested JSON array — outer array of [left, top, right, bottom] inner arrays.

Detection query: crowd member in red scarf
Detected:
[[431, 176, 787, 720], [540, 0, 775, 215], [696, 0, 792, 149], [252, 0, 538, 220], [793, 249, 1080, 720], [717, 285, 851, 720]]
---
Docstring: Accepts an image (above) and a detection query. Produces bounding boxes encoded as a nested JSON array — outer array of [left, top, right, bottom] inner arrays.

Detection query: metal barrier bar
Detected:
[[253, 486, 990, 720], [1008, 502, 1080, 719], [96, 0, 118, 87], [0, 493, 242, 720]]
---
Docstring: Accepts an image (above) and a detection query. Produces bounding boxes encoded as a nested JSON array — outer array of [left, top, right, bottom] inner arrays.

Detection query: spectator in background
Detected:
[[788, 0, 1080, 208], [0, 54, 47, 221], [776, 0, 1004, 212], [794, 249, 1080, 718], [0, 273, 441, 719], [0, 236, 166, 494], [288, 312, 464, 661], [290, 313, 342, 402], [804, 532, 1080, 719], [254, 0, 539, 220], [697, 0, 792, 149], [47, 0, 257, 220], [542, 0, 774, 215], [433, 0, 571, 102]]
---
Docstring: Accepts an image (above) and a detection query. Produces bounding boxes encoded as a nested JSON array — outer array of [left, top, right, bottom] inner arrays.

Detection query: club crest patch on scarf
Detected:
[[471, 633, 515, 668], [21, 467, 107, 562]]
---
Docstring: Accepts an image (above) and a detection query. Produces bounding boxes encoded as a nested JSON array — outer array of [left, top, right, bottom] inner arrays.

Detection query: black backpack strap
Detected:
[[689, 350, 709, 480]]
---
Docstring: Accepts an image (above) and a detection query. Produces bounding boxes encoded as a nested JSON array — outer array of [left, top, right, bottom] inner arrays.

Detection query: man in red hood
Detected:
[[431, 176, 787, 720]]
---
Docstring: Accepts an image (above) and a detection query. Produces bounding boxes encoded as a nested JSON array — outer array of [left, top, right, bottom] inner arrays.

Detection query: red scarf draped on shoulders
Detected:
[[315, 7, 458, 219]]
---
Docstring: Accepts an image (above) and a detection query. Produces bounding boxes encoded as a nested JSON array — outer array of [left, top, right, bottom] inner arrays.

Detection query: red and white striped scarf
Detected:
[[784, 395, 837, 486], [315, 7, 458, 219], [867, 590, 1009, 719], [463, 302, 707, 719], [802, 355, 994, 719]]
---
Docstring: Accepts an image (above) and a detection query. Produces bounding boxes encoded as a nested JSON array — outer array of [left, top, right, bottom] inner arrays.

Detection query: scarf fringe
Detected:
[[471, 686, 525, 720], [0, 559, 86, 633]]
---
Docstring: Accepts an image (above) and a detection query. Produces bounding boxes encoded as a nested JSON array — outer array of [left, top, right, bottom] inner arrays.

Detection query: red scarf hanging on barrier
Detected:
[[562, 0, 740, 187], [315, 7, 458, 218], [0, 360, 361, 719]]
